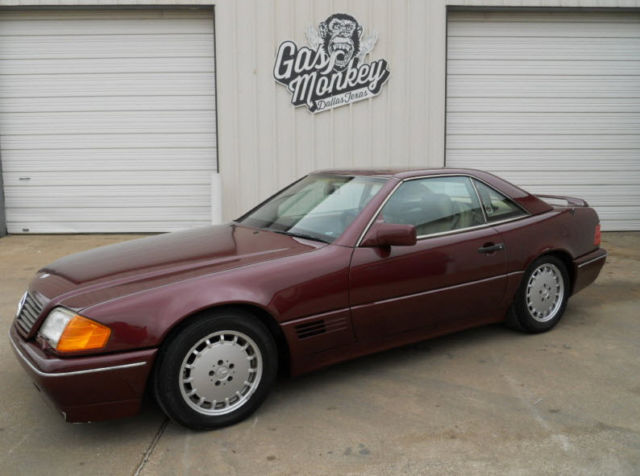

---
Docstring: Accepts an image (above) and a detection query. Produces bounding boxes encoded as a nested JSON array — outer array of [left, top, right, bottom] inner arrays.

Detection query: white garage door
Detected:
[[0, 9, 217, 233], [446, 10, 640, 231]]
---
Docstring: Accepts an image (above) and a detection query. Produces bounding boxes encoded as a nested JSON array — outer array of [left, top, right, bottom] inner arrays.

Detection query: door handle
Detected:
[[478, 242, 505, 254]]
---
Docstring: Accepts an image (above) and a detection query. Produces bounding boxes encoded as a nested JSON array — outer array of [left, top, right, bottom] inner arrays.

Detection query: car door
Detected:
[[349, 175, 508, 344]]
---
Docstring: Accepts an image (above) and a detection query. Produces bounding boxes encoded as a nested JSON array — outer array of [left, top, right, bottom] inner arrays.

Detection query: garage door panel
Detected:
[[447, 11, 640, 231], [0, 57, 215, 75], [1, 111, 216, 135], [0, 9, 212, 21], [447, 112, 640, 135], [5, 194, 210, 208], [524, 185, 640, 207], [1, 133, 216, 150], [448, 76, 640, 98], [508, 185, 640, 218], [446, 149, 640, 171], [4, 171, 212, 186], [573, 206, 640, 222], [448, 37, 640, 60], [447, 97, 640, 113], [488, 170, 640, 186], [0, 9, 217, 233], [1, 7, 216, 233], [0, 73, 215, 98], [3, 149, 217, 172], [590, 220, 640, 231], [448, 20, 640, 38], [447, 59, 640, 76], [7, 221, 210, 234], [0, 34, 214, 60], [0, 96, 216, 113], [447, 134, 640, 150], [450, 11, 638, 23], [0, 18, 213, 35], [6, 207, 211, 222], [6, 184, 211, 198]]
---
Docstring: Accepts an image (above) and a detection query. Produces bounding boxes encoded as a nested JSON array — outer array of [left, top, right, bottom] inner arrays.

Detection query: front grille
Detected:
[[15, 293, 46, 336]]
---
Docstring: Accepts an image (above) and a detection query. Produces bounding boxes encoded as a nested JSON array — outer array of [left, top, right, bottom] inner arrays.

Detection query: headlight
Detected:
[[38, 307, 111, 353]]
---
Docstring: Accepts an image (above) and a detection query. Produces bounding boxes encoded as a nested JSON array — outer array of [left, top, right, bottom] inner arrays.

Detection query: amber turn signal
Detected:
[[56, 315, 111, 352]]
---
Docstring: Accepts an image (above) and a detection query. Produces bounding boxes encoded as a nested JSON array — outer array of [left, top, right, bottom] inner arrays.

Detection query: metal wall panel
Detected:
[[2, 0, 639, 232], [211, 0, 639, 222], [213, 0, 448, 219], [0, 8, 217, 233], [446, 10, 640, 231]]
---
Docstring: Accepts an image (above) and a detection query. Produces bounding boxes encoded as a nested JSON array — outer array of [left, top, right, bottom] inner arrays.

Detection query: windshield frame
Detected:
[[235, 173, 387, 244]]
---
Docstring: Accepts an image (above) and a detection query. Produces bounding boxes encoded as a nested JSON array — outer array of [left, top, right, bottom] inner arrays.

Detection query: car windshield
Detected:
[[237, 174, 385, 243]]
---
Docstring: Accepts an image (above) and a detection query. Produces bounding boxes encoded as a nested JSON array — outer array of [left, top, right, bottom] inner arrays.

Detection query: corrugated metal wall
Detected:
[[214, 0, 448, 219], [213, 0, 640, 221], [1, 0, 639, 228], [0, 8, 217, 232], [446, 10, 640, 230]]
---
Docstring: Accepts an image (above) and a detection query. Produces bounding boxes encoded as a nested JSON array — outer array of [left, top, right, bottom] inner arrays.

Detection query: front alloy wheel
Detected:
[[154, 310, 277, 430], [179, 330, 263, 416]]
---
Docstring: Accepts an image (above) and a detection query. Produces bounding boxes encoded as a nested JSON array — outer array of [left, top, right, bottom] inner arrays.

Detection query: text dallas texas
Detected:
[[273, 13, 390, 113]]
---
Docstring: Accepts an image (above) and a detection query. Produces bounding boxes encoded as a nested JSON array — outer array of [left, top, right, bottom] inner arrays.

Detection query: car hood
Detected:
[[35, 223, 323, 309]]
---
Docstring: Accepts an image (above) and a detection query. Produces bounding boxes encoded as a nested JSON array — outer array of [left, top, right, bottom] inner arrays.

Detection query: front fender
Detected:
[[80, 244, 352, 353], [82, 279, 275, 353]]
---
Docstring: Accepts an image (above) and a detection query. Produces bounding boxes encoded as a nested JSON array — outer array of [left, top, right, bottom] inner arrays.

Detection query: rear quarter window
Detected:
[[473, 179, 526, 222]]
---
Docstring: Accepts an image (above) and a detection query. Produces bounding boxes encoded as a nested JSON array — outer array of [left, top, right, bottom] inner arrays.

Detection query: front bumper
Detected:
[[572, 247, 607, 295], [9, 324, 157, 423]]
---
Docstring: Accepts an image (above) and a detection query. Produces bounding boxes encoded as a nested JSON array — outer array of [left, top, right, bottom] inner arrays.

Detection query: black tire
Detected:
[[506, 255, 570, 333], [153, 310, 278, 430]]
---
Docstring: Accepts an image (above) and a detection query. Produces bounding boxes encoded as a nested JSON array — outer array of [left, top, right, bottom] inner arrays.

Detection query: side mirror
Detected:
[[361, 222, 417, 247]]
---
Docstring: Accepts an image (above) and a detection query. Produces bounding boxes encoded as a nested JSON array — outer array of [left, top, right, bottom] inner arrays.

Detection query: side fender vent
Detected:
[[295, 316, 348, 340]]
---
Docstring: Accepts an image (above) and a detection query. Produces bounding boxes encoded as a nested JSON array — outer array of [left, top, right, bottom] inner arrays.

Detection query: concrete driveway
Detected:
[[1, 232, 638, 475]]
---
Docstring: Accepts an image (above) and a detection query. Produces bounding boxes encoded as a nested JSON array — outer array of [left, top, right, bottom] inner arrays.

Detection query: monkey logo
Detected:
[[274, 13, 390, 113], [306, 14, 377, 72]]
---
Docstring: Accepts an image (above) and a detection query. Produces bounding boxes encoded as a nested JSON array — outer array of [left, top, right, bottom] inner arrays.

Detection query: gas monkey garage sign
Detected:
[[273, 13, 390, 113]]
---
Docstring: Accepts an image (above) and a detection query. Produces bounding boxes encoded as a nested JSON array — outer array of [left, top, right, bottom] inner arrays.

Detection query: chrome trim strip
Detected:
[[9, 330, 147, 378], [416, 214, 529, 241], [577, 252, 608, 268], [351, 271, 522, 310], [417, 223, 488, 240]]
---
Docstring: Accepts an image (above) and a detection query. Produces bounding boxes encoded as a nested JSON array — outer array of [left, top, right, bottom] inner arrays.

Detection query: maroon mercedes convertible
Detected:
[[10, 168, 606, 430]]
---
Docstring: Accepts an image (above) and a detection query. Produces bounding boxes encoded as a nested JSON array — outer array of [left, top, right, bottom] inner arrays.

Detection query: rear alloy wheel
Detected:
[[154, 311, 277, 430], [507, 255, 569, 333]]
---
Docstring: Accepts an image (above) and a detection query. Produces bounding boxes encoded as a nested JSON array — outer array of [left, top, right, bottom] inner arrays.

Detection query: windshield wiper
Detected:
[[270, 229, 330, 244]]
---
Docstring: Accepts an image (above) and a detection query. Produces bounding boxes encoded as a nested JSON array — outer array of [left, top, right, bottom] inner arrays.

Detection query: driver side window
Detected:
[[381, 176, 485, 236]]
